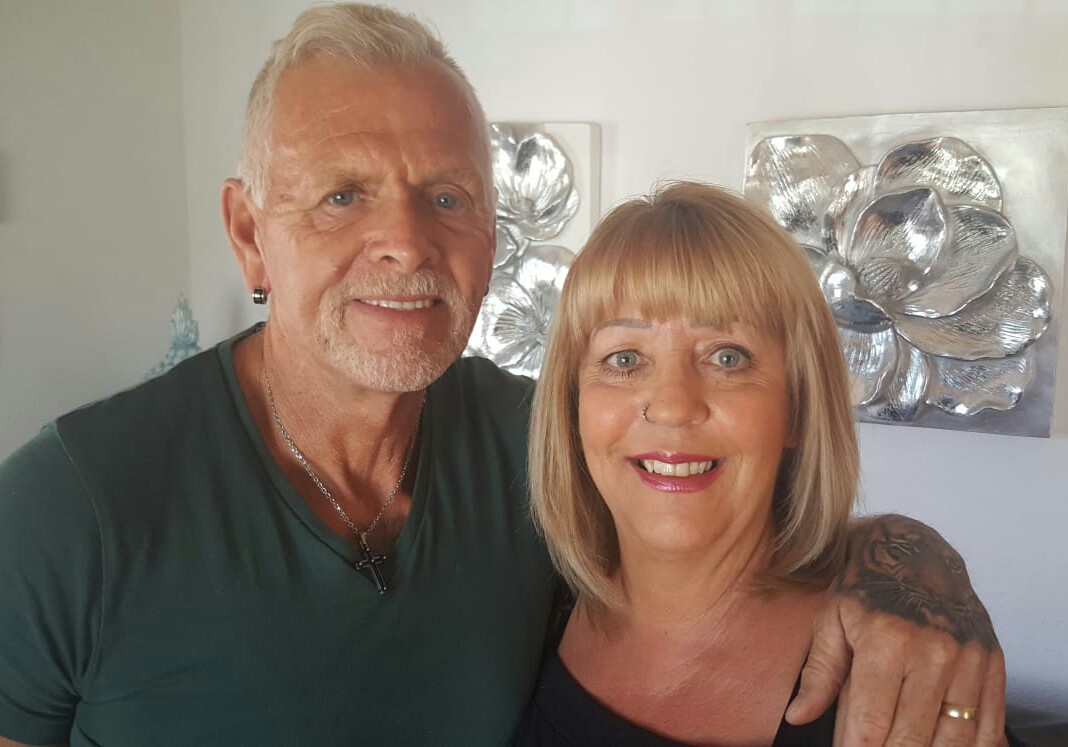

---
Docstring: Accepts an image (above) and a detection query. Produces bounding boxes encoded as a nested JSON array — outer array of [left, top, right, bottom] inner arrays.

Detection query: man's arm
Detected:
[[0, 427, 98, 747], [0, 738, 66, 747], [786, 514, 1006, 746]]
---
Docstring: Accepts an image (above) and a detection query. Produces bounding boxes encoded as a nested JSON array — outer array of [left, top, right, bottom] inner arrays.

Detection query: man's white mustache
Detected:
[[335, 271, 458, 302]]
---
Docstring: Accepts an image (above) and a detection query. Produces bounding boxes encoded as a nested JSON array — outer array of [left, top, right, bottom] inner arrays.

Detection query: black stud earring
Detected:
[[252, 287, 269, 305]]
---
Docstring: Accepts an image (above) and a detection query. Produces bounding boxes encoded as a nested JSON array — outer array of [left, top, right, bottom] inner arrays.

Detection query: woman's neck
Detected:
[[557, 522, 830, 745], [611, 518, 775, 634]]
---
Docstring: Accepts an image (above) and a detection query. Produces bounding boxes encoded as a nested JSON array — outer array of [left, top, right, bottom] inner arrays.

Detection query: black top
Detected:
[[514, 578, 1028, 746], [514, 649, 837, 746], [515, 644, 1030, 746]]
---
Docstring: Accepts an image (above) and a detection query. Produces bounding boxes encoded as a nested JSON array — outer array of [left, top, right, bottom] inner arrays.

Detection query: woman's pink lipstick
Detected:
[[630, 452, 723, 493]]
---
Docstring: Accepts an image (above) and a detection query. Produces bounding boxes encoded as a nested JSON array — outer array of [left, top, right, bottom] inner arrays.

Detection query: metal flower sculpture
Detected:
[[145, 294, 201, 379], [745, 135, 1052, 422], [490, 124, 579, 244], [467, 244, 573, 378], [466, 124, 581, 375]]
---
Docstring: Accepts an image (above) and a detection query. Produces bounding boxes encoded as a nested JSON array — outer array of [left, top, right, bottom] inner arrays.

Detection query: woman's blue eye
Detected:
[[714, 347, 747, 368], [328, 192, 355, 206], [607, 351, 640, 369], [435, 193, 459, 209]]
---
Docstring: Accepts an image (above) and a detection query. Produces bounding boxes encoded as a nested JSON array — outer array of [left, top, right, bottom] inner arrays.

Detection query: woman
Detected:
[[515, 182, 1007, 745]]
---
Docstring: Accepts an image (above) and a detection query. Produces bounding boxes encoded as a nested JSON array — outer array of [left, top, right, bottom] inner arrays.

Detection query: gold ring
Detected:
[[940, 703, 978, 721]]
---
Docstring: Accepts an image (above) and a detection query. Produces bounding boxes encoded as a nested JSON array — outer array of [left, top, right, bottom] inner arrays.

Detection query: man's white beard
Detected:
[[315, 270, 477, 393]]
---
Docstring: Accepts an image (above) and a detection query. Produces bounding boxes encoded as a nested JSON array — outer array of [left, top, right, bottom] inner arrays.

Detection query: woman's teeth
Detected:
[[639, 459, 717, 477]]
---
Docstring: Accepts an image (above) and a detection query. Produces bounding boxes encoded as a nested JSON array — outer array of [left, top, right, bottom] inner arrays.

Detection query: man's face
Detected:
[[253, 58, 495, 392]]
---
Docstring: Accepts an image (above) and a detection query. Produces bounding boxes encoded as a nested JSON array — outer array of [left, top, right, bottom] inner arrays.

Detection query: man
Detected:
[[0, 4, 1005, 746]]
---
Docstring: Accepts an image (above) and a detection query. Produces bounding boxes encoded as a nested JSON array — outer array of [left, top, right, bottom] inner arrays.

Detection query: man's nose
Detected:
[[641, 363, 711, 427], [363, 195, 438, 272]]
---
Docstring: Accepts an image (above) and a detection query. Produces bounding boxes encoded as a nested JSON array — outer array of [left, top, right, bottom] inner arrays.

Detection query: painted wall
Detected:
[[0, 0, 190, 458], [179, 0, 1068, 720]]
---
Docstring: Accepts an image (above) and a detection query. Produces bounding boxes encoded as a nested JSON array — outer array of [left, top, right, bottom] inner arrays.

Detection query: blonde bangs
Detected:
[[559, 187, 808, 351]]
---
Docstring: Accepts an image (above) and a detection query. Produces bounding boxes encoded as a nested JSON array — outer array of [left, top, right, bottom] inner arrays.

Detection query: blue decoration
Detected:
[[145, 294, 201, 379]]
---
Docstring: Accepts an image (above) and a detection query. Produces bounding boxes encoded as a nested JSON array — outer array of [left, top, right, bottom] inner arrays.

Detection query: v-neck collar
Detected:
[[217, 325, 435, 593]]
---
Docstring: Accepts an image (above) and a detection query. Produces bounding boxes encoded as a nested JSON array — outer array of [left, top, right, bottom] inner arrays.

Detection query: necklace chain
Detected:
[[263, 368, 423, 543]]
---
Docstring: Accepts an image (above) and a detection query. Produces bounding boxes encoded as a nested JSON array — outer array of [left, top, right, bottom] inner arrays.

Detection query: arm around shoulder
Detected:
[[789, 513, 1007, 746], [0, 426, 102, 746]]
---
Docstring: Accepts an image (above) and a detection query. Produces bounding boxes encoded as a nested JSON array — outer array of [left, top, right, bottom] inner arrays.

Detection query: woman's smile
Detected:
[[630, 452, 724, 492]]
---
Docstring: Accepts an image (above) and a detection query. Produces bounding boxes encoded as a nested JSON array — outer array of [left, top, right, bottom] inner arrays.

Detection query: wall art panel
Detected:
[[465, 122, 601, 378], [745, 108, 1068, 437]]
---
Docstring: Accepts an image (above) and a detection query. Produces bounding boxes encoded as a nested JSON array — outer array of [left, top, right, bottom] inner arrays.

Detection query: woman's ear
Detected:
[[222, 178, 268, 293]]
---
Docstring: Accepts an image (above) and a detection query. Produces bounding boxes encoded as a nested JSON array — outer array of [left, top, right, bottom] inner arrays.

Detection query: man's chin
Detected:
[[324, 341, 463, 393]]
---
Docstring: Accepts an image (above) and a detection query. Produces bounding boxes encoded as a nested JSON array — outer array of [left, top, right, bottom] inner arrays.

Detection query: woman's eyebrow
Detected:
[[598, 318, 651, 329]]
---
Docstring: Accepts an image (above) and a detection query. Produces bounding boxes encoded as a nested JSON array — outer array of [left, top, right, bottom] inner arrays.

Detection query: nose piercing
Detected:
[[641, 403, 651, 422]]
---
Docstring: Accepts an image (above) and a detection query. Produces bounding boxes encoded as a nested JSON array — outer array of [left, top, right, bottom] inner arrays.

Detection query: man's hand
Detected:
[[785, 514, 1007, 746]]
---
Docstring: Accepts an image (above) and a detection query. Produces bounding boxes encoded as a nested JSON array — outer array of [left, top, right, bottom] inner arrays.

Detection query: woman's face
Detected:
[[577, 312, 793, 562]]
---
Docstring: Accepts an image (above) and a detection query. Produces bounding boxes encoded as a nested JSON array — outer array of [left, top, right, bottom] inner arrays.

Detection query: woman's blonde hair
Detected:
[[529, 181, 858, 615]]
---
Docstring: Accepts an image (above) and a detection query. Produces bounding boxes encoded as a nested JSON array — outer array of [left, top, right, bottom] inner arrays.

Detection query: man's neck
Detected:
[[232, 328, 427, 544]]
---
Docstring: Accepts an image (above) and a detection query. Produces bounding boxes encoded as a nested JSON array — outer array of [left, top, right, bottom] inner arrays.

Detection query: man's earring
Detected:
[[252, 287, 269, 305]]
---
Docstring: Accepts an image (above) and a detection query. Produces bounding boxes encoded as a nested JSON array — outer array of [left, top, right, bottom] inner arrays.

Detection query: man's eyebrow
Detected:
[[312, 168, 370, 187], [424, 166, 484, 186], [309, 166, 484, 189]]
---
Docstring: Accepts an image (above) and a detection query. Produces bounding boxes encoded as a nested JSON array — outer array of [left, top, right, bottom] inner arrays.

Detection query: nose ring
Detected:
[[641, 403, 651, 423]]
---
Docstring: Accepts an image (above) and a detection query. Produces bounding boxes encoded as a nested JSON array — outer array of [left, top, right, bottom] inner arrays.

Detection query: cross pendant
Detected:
[[355, 533, 388, 595]]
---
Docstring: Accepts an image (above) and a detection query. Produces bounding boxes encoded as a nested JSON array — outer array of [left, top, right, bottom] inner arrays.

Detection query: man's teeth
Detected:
[[362, 299, 434, 310], [639, 459, 717, 477]]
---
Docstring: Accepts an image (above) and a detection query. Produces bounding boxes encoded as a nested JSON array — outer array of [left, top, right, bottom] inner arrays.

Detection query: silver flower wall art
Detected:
[[745, 109, 1068, 437], [466, 123, 601, 377]]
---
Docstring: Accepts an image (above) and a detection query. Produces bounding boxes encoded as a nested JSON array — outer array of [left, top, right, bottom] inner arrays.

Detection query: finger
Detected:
[[872, 631, 956, 746], [834, 634, 906, 746], [975, 649, 1007, 747], [832, 677, 851, 747], [925, 642, 984, 746], [786, 605, 851, 725]]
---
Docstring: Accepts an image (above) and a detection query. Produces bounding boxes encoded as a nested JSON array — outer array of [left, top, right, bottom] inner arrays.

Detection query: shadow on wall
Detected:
[[0, 149, 9, 224], [0, 150, 9, 372], [1008, 704, 1068, 746]]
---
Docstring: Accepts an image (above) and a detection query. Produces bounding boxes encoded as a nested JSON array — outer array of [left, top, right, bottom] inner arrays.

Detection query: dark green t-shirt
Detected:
[[0, 330, 556, 746]]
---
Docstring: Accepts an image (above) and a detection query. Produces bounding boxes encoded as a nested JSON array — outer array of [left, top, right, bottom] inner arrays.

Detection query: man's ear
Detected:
[[222, 178, 268, 293]]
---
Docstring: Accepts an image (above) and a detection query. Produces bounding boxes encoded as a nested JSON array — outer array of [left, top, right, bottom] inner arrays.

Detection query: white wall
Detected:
[[0, 0, 190, 458], [179, 0, 1066, 721]]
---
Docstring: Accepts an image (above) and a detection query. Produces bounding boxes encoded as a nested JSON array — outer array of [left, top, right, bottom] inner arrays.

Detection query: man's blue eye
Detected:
[[328, 192, 355, 206], [435, 193, 458, 209]]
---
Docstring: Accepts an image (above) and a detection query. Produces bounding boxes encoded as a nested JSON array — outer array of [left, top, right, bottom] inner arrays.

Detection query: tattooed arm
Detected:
[[786, 514, 1007, 746]]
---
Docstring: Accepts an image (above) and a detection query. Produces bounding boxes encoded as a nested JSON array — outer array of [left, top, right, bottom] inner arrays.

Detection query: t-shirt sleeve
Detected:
[[0, 424, 102, 745]]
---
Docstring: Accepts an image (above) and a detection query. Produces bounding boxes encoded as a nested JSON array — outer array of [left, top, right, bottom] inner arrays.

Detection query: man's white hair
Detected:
[[237, 2, 486, 205]]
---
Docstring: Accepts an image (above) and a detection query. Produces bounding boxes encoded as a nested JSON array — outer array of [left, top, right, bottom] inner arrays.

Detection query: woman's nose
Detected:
[[640, 363, 711, 427]]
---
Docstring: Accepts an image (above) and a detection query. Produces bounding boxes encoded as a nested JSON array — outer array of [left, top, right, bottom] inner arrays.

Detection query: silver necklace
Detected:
[[264, 368, 423, 595]]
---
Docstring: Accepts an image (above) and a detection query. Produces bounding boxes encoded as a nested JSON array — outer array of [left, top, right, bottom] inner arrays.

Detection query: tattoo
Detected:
[[840, 514, 999, 649]]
